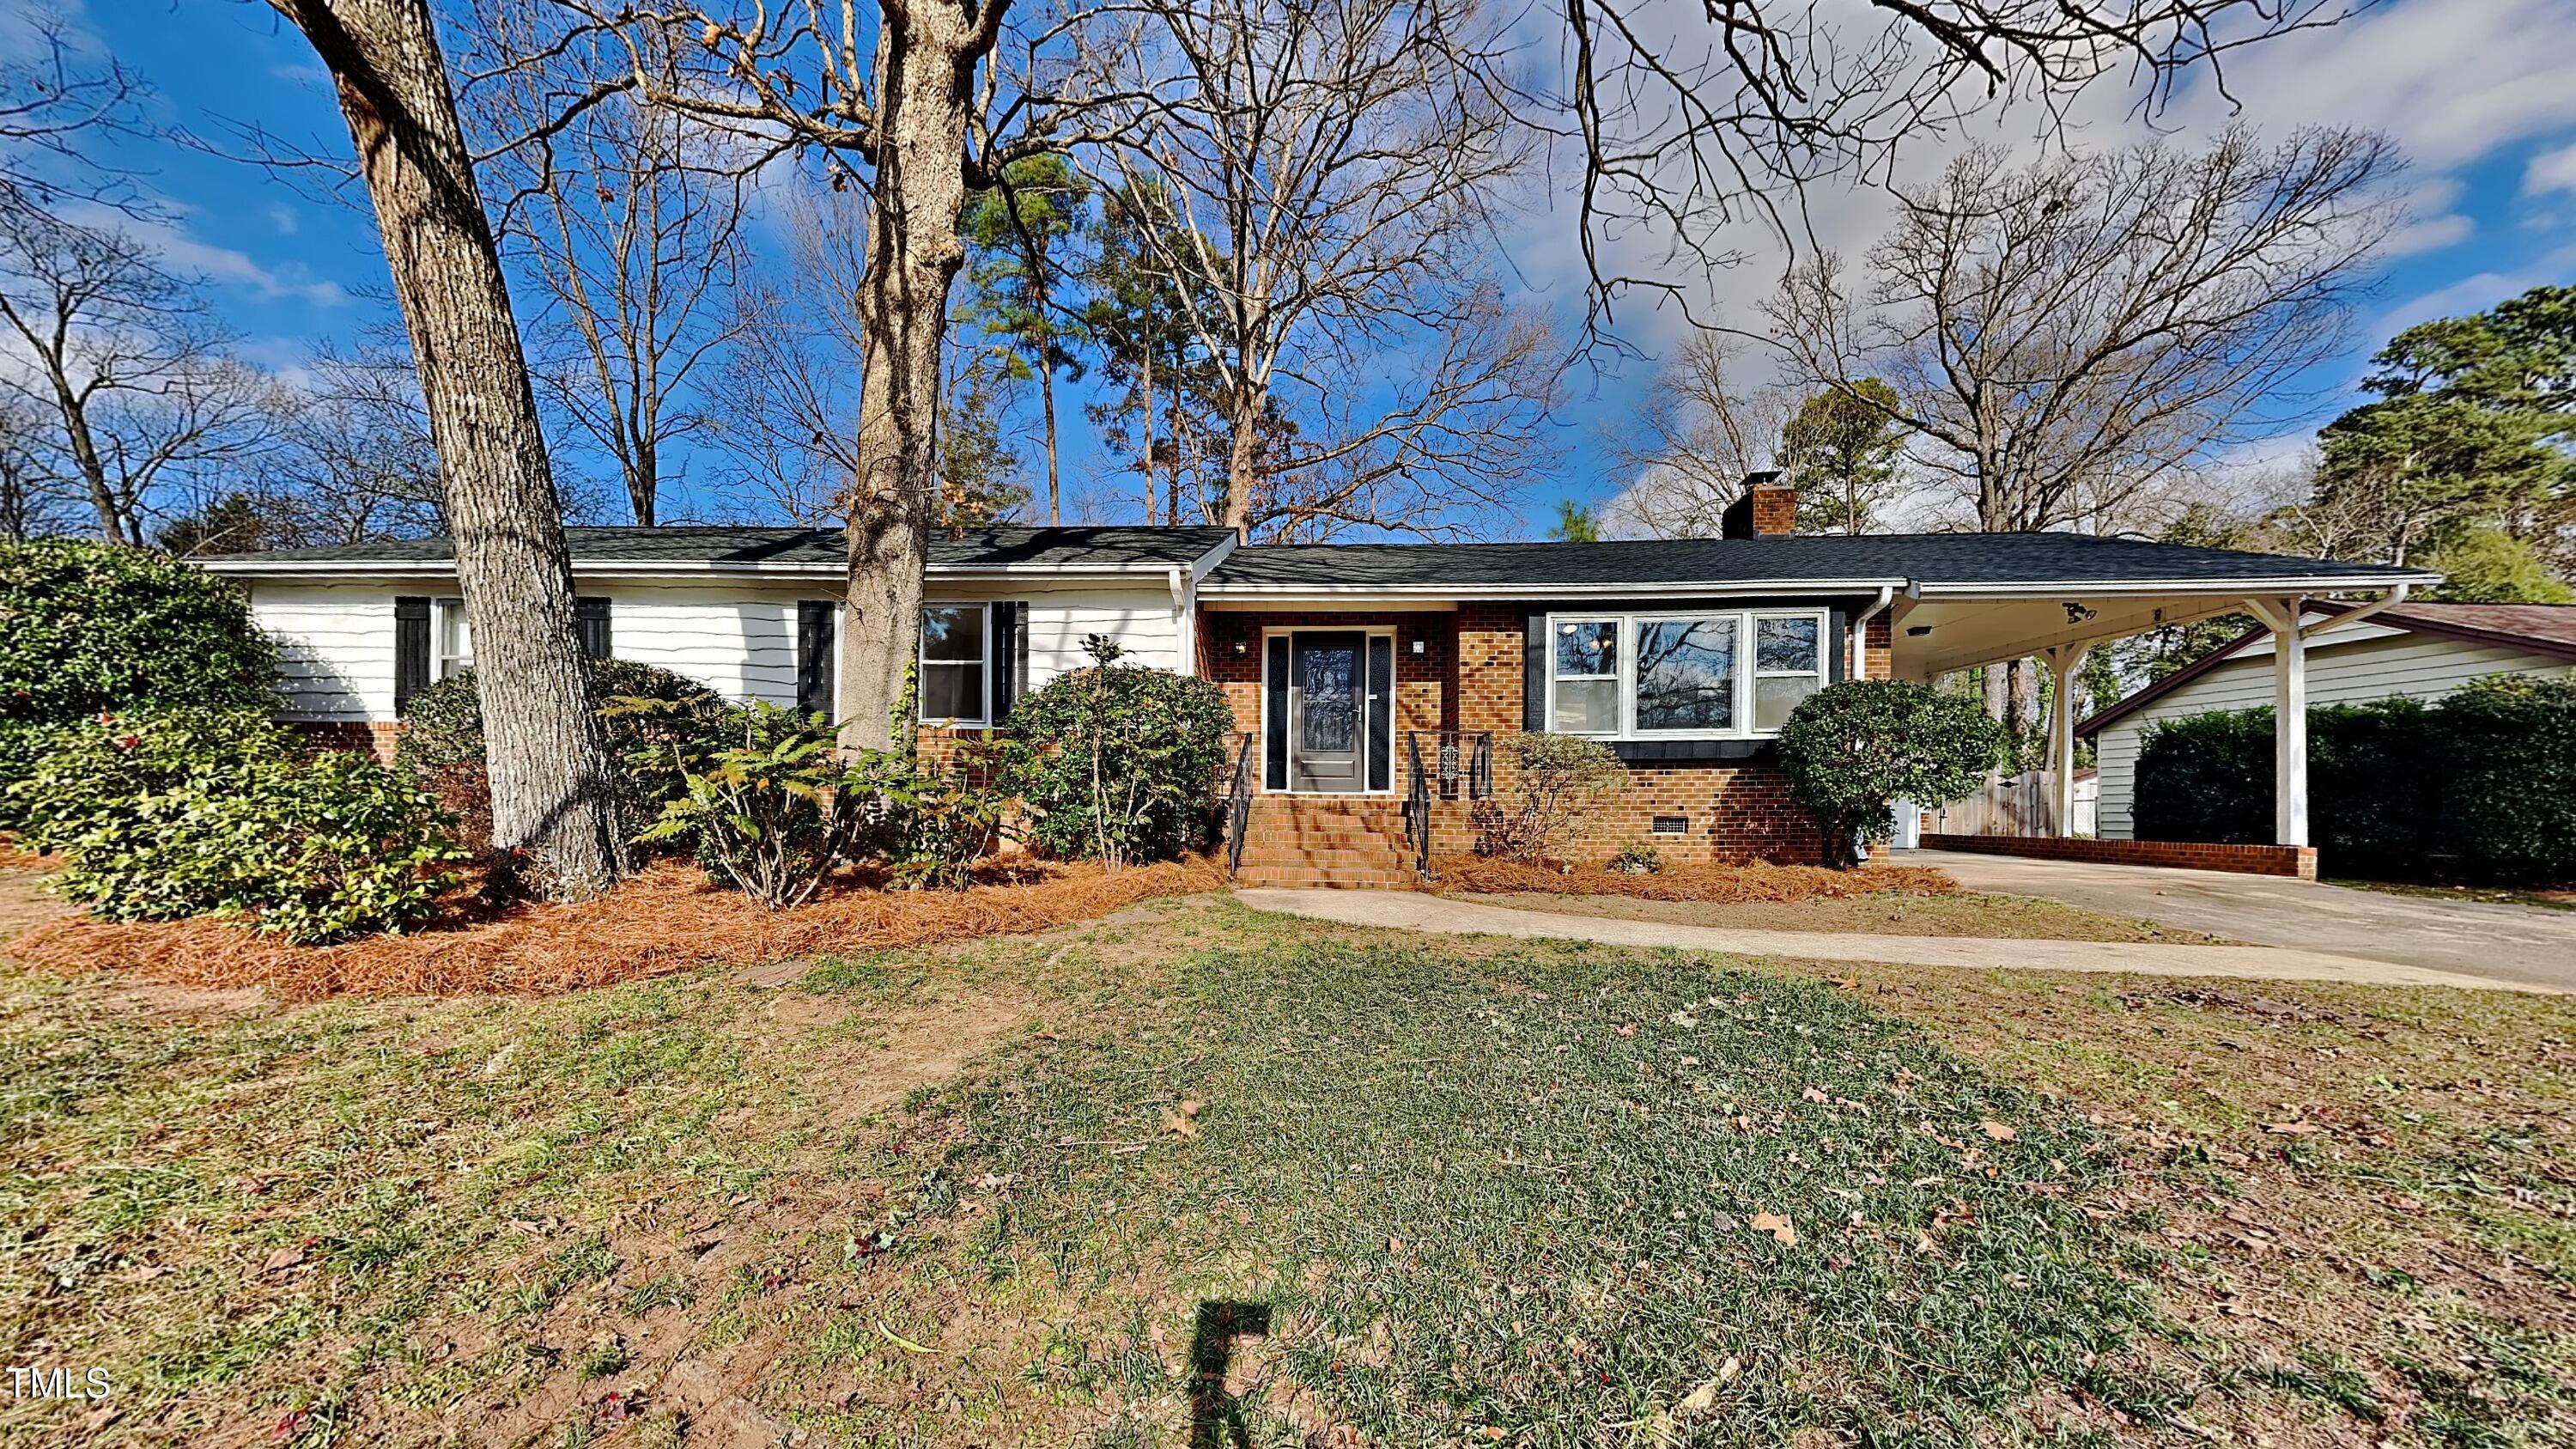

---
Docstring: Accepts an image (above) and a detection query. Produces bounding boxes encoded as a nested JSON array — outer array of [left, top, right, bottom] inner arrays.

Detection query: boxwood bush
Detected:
[[2132, 674, 2576, 885], [0, 539, 279, 723]]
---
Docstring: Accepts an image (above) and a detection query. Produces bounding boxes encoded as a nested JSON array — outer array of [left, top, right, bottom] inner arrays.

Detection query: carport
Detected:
[[1880, 549, 2440, 846]]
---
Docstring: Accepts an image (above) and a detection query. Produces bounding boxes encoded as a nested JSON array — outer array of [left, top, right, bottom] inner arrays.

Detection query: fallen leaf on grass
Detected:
[[1748, 1212, 1796, 1247], [1616, 1023, 1637, 1038], [2263, 1121, 2324, 1136], [1979, 1120, 2017, 1142], [1162, 1109, 1199, 1139]]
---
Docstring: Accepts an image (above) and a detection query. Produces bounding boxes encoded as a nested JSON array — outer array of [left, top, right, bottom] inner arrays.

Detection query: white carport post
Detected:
[[2245, 597, 2308, 847], [2042, 642, 2088, 837]]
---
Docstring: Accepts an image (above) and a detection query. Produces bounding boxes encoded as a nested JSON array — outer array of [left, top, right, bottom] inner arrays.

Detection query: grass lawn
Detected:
[[2, 883, 2570, 1446], [1450, 889, 2227, 943]]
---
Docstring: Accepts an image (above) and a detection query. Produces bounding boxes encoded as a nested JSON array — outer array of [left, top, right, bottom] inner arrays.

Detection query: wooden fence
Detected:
[[1922, 770, 2096, 838]]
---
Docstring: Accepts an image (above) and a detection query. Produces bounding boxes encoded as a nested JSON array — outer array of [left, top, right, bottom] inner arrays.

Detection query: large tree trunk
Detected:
[[275, 0, 623, 895], [835, 0, 978, 752], [1223, 381, 1260, 535]]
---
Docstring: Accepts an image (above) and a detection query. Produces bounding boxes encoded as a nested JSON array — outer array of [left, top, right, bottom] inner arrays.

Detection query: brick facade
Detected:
[[1204, 603, 1891, 868], [288, 720, 405, 763], [1920, 831, 2319, 880]]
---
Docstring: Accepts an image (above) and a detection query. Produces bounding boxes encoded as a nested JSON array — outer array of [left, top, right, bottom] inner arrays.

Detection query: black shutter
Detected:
[[796, 600, 835, 719], [1263, 635, 1289, 790], [1523, 610, 1546, 731], [1366, 634, 1394, 792], [394, 596, 430, 713], [991, 601, 1020, 721], [575, 596, 611, 661]]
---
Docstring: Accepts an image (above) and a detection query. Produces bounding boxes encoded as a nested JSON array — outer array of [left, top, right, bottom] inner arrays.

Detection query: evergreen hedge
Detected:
[[2131, 674, 2576, 885]]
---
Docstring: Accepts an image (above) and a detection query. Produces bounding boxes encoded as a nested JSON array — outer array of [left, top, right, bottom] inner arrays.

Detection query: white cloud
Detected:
[[2524, 140, 2576, 198], [59, 203, 347, 308], [2370, 240, 2576, 339]]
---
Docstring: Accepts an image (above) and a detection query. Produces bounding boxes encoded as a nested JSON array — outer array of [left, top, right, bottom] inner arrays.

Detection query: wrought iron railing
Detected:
[[1222, 732, 1255, 878], [1418, 730, 1495, 801], [1400, 732, 1433, 879]]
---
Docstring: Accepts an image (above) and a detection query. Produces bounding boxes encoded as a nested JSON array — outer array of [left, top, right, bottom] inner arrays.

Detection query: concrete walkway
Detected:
[[1909, 849, 2576, 995], [1232, 888, 2551, 992]]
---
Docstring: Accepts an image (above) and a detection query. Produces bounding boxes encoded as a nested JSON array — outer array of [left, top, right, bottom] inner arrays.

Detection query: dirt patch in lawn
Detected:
[[9, 853, 1227, 1000], [1465, 886, 2228, 943], [1431, 853, 1956, 903]]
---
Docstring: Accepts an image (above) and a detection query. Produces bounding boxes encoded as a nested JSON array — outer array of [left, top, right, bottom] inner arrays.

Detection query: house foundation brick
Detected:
[[287, 720, 405, 763]]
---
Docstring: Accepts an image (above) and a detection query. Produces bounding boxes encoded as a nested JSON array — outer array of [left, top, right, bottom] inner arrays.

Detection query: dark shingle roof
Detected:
[[209, 525, 1237, 571], [1205, 533, 2433, 592]]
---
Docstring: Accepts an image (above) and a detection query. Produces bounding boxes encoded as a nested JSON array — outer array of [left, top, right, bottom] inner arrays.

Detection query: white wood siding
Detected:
[[2097, 629, 2574, 839], [252, 584, 401, 721], [249, 575, 1187, 721]]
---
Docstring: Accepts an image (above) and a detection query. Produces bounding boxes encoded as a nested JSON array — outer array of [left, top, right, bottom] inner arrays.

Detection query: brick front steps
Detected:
[[1232, 796, 1425, 889], [1919, 832, 2318, 880]]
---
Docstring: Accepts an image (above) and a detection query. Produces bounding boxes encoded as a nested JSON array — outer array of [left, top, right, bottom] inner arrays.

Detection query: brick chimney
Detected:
[[1719, 471, 1796, 538]]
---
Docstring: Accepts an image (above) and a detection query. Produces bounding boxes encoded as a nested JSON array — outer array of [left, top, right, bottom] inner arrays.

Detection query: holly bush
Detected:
[[1775, 681, 2003, 867], [0, 539, 278, 723]]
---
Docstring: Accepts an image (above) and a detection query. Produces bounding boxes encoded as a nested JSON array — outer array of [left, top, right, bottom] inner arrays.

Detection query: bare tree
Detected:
[[1599, 332, 1789, 538], [1090, 0, 1558, 539], [703, 184, 870, 527], [1765, 129, 2397, 536], [0, 200, 279, 545], [1552, 0, 2363, 329], [0, 14, 144, 212], [465, 4, 749, 527], [266, 0, 624, 896], [263, 343, 449, 544], [555, 0, 1082, 751]]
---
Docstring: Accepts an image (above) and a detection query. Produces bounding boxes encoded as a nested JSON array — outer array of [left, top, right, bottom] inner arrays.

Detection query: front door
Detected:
[[1291, 632, 1364, 793]]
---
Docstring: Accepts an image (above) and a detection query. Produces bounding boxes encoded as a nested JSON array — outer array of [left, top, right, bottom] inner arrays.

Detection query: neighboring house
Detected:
[[205, 483, 2433, 883], [2083, 600, 2576, 842]]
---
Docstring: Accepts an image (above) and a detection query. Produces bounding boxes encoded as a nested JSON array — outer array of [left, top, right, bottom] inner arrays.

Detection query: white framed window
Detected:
[[1545, 608, 1828, 740], [434, 597, 472, 680], [918, 603, 991, 726], [1549, 618, 1619, 734]]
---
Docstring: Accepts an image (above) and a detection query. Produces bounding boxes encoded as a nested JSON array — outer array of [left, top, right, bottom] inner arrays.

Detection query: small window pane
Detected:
[[1756, 615, 1820, 673], [920, 664, 984, 721], [1552, 678, 1618, 734], [1755, 674, 1820, 730], [1553, 619, 1617, 677], [1634, 618, 1736, 731], [920, 606, 985, 663]]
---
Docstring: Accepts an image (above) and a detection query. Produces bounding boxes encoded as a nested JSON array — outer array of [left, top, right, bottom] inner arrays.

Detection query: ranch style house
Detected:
[[205, 480, 2437, 886]]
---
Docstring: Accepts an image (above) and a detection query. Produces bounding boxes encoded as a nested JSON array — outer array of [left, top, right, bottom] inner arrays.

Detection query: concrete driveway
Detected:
[[1909, 849, 2576, 993]]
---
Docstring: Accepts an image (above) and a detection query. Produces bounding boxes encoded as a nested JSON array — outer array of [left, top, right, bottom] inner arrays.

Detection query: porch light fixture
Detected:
[[1411, 638, 1425, 655]]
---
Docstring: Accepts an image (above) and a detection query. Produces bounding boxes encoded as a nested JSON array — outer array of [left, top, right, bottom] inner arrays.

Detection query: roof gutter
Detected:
[[203, 559, 1193, 581], [1846, 586, 1893, 681]]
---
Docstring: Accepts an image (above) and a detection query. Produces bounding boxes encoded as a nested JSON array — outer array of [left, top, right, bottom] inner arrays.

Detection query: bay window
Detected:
[[918, 604, 990, 725], [1546, 608, 1828, 739]]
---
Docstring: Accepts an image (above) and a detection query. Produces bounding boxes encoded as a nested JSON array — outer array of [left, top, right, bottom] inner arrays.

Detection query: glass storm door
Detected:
[[1290, 632, 1365, 793]]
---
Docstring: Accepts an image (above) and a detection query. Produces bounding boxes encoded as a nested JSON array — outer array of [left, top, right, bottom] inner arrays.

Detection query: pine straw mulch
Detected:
[[9, 854, 1230, 1001], [1430, 854, 1958, 904]]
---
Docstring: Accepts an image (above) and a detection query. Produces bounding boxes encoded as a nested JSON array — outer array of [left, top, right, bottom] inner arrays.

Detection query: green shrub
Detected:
[[52, 746, 464, 942], [885, 752, 1011, 891], [2, 705, 292, 849], [0, 539, 280, 723], [2131, 675, 2576, 886], [1775, 680, 2004, 867], [998, 637, 1236, 865], [619, 700, 876, 908], [2422, 675, 2576, 885], [2131, 709, 2273, 846], [397, 659, 729, 843], [1472, 731, 1628, 862]]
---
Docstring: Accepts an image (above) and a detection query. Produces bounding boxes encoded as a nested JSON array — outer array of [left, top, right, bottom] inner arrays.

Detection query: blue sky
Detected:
[[57, 0, 2576, 536]]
